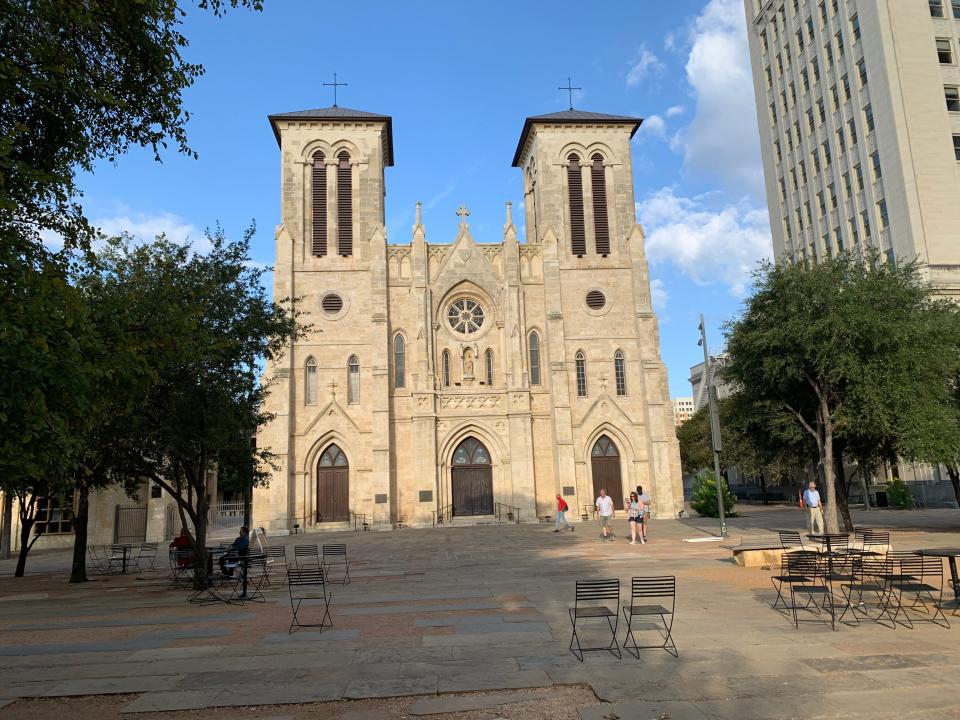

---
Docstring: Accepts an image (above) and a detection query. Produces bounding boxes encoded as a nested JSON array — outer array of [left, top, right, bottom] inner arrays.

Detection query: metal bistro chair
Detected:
[[772, 550, 816, 613], [133, 543, 158, 572], [885, 556, 950, 629], [854, 529, 890, 555], [622, 576, 678, 658], [264, 546, 288, 584], [288, 566, 333, 634], [778, 530, 805, 552], [568, 578, 621, 662], [294, 544, 321, 569], [782, 552, 831, 629], [322, 544, 351, 585], [838, 555, 897, 628]]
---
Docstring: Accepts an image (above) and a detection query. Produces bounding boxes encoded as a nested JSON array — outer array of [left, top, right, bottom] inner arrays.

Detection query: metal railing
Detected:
[[350, 512, 369, 531], [494, 502, 520, 524], [432, 504, 453, 527], [209, 500, 245, 536], [114, 505, 147, 545], [581, 504, 594, 521]]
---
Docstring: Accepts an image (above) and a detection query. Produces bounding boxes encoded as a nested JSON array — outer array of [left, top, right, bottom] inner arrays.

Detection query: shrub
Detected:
[[690, 470, 738, 518], [885, 478, 915, 509]]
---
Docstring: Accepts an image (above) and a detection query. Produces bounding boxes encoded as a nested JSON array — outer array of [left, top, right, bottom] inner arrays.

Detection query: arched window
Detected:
[[347, 355, 359, 404], [305, 356, 317, 405], [485, 348, 494, 386], [566, 153, 586, 256], [528, 331, 541, 386], [311, 152, 327, 256], [442, 349, 451, 387], [393, 334, 405, 389], [575, 351, 587, 398], [591, 154, 610, 255], [614, 350, 627, 396], [337, 151, 352, 256]]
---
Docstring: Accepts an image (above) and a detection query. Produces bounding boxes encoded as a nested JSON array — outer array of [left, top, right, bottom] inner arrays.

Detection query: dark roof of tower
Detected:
[[267, 106, 394, 165], [511, 110, 643, 166]]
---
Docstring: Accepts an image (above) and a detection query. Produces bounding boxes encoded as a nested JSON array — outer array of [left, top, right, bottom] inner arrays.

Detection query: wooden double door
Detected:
[[316, 444, 349, 522], [451, 437, 494, 516], [591, 435, 624, 509]]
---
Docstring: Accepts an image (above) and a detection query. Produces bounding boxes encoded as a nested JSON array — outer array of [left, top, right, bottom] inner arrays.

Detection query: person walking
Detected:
[[626, 492, 644, 545], [803, 481, 824, 535], [554, 494, 574, 532], [595, 489, 615, 541], [637, 485, 651, 543]]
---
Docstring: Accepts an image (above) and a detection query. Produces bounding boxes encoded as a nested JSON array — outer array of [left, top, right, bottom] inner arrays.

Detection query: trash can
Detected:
[[875, 491, 888, 508]]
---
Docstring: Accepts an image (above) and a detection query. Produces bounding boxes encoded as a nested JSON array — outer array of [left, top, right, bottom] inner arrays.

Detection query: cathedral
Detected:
[[253, 104, 683, 532]]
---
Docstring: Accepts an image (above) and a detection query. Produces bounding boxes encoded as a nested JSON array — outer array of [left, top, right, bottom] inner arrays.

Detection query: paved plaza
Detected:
[[0, 506, 959, 719]]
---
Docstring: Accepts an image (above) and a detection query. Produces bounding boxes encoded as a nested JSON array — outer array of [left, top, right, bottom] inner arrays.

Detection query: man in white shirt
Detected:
[[595, 489, 615, 541], [802, 481, 824, 535]]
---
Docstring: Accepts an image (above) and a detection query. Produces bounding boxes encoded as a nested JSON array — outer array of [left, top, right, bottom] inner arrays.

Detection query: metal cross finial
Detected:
[[558, 76, 581, 110], [505, 201, 513, 227], [415, 201, 423, 227], [328, 379, 338, 398], [323, 72, 348, 107], [596, 374, 608, 393], [456, 205, 470, 227]]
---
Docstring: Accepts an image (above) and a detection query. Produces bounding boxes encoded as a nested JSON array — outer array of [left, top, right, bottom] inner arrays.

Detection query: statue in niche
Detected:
[[463, 348, 475, 384]]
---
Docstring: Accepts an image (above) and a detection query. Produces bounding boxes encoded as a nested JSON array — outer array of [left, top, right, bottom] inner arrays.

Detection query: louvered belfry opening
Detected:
[[337, 151, 353, 256], [311, 151, 327, 256], [591, 154, 610, 255], [566, 154, 586, 256]]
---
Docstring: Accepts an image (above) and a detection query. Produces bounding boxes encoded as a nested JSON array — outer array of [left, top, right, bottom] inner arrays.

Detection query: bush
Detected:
[[690, 470, 738, 518], [885, 478, 915, 509]]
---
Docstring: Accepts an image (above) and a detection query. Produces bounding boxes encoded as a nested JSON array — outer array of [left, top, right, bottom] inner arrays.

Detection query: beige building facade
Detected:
[[745, 0, 960, 297], [254, 106, 683, 532]]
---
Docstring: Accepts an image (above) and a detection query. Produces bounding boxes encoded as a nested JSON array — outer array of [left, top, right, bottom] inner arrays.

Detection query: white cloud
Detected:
[[673, 0, 765, 198], [94, 211, 205, 250], [638, 187, 772, 296], [626, 48, 665, 87], [638, 114, 666, 139], [666, 105, 685, 117], [650, 278, 668, 310]]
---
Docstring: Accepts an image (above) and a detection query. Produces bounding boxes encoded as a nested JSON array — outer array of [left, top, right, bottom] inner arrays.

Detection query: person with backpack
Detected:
[[554, 494, 574, 532], [626, 492, 645, 545]]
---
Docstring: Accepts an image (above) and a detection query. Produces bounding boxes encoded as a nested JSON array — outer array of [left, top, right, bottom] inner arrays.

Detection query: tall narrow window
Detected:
[[566, 154, 586, 256], [614, 350, 626, 397], [347, 355, 360, 404], [393, 334, 405, 389], [590, 154, 610, 255], [528, 332, 541, 386], [575, 351, 587, 398], [442, 349, 451, 387], [305, 357, 317, 405], [337, 151, 352, 256], [485, 348, 494, 386], [311, 152, 327, 256]]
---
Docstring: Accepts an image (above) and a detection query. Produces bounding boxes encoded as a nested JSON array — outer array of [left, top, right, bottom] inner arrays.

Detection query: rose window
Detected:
[[446, 298, 485, 334]]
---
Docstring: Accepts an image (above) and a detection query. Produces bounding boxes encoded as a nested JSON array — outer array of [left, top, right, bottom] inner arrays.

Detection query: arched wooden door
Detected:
[[451, 437, 494, 516], [591, 435, 624, 509], [317, 444, 349, 522]]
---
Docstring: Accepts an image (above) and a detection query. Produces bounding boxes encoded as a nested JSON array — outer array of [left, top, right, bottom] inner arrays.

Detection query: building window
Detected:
[[528, 331, 541, 386], [347, 355, 360, 404], [843, 172, 852, 197], [566, 154, 586, 256], [819, 2, 827, 24], [878, 199, 890, 229], [864, 104, 875, 132], [836, 128, 846, 153], [817, 98, 826, 123], [842, 74, 851, 101], [931, 0, 945, 18], [311, 152, 327, 257], [760, 30, 768, 53], [953, 135, 960, 160], [825, 42, 834, 68], [36, 495, 75, 534], [575, 351, 587, 398], [765, 65, 773, 88], [447, 297, 485, 335], [812, 148, 821, 174], [937, 38, 954, 64], [817, 191, 827, 216], [614, 350, 626, 397], [442, 349, 451, 387], [834, 226, 844, 252], [806, 16, 815, 41], [774, 140, 782, 163], [336, 152, 353, 256], [824, 234, 832, 257], [850, 219, 860, 247], [797, 29, 805, 53], [829, 183, 838, 209], [953, 0, 960, 18], [836, 30, 845, 56], [946, 86, 960, 111], [885, 247, 896, 266], [830, 84, 840, 110], [812, 57, 820, 82], [822, 140, 831, 166], [807, 109, 816, 132], [871, 151, 882, 181], [801, 67, 810, 91], [393, 334, 405, 389], [862, 210, 871, 238], [857, 59, 867, 87], [850, 14, 861, 42], [485, 348, 494, 386], [591, 154, 610, 255], [778, 177, 786, 200], [848, 118, 858, 145], [305, 357, 317, 405]]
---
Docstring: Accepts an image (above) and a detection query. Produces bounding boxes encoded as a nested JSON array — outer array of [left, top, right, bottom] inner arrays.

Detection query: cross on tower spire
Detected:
[[456, 205, 470, 227], [558, 76, 581, 110], [323, 72, 348, 107]]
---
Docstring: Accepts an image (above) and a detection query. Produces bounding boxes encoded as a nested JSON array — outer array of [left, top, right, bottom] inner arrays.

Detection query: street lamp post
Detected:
[[698, 314, 727, 538]]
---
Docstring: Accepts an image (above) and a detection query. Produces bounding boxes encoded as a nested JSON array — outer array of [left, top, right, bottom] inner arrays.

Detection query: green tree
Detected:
[[690, 470, 737, 518], [725, 253, 960, 533]]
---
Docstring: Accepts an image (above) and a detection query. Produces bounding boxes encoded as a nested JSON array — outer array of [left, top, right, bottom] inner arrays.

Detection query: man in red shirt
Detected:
[[554, 494, 574, 533]]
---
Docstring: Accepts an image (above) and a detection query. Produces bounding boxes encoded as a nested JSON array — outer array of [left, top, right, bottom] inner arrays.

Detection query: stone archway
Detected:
[[316, 443, 349, 522], [451, 437, 494, 516], [591, 435, 624, 510]]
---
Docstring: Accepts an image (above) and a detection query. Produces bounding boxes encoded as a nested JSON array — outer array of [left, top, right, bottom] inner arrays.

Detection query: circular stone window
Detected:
[[446, 298, 485, 335], [585, 290, 606, 310], [321, 293, 344, 315]]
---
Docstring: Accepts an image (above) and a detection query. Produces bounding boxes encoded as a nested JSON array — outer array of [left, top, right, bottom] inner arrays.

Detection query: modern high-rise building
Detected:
[[672, 397, 695, 427], [744, 0, 960, 298]]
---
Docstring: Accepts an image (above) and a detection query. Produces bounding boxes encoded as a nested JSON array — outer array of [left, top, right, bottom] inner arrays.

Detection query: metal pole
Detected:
[[699, 314, 727, 537]]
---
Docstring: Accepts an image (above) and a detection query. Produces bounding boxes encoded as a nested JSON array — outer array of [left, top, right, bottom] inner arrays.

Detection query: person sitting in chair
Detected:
[[218, 525, 250, 577]]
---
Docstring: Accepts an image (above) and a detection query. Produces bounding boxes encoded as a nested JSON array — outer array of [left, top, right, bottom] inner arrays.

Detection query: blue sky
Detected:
[[74, 0, 772, 398]]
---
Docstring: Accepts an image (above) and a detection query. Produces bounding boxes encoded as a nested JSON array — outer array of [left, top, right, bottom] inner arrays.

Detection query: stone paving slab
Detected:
[[121, 689, 224, 713], [436, 669, 552, 693], [578, 700, 710, 720], [409, 690, 548, 715], [343, 676, 438, 699]]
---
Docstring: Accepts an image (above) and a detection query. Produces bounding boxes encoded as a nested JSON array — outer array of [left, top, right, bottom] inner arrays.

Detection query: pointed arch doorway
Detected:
[[317, 444, 349, 522], [451, 437, 494, 516], [591, 435, 624, 509]]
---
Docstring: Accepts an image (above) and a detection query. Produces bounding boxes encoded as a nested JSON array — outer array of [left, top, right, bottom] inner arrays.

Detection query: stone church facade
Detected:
[[254, 105, 683, 532]]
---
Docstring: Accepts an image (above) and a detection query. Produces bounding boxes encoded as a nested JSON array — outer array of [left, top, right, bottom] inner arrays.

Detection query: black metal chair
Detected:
[[622, 576, 677, 658], [568, 578, 620, 661], [778, 530, 805, 552], [772, 551, 815, 612], [132, 543, 158, 572], [322, 543, 350, 585], [294, 544, 321, 569], [782, 552, 831, 629], [854, 529, 890, 555], [838, 555, 897, 628], [885, 556, 950, 629], [264, 545, 288, 584], [288, 566, 332, 634]]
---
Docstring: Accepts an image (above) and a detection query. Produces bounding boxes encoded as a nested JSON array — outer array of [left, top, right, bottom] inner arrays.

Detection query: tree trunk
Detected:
[[833, 448, 853, 532], [947, 464, 960, 508], [817, 395, 840, 533], [14, 518, 34, 577], [191, 466, 210, 591], [69, 478, 90, 583], [0, 493, 12, 560]]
